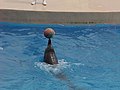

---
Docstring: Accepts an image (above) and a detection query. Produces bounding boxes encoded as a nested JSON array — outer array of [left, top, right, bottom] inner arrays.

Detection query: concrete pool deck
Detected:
[[0, 0, 120, 24]]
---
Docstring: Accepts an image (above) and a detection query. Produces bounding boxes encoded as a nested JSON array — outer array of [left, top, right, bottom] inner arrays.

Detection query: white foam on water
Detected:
[[34, 59, 84, 74], [34, 59, 70, 74], [73, 63, 85, 66], [0, 47, 3, 50]]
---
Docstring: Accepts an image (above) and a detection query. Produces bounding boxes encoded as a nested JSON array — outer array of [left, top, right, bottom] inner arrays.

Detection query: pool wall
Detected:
[[0, 9, 120, 24]]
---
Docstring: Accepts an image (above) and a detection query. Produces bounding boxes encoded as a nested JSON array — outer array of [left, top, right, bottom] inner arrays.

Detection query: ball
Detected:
[[44, 28, 55, 38]]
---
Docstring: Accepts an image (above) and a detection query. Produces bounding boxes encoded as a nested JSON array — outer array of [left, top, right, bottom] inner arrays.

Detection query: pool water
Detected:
[[0, 22, 120, 90]]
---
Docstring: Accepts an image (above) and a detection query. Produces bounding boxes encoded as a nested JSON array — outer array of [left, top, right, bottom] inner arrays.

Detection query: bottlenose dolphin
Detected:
[[44, 38, 58, 65]]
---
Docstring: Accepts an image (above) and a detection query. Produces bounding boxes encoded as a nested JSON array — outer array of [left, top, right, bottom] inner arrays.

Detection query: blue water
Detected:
[[0, 22, 120, 90]]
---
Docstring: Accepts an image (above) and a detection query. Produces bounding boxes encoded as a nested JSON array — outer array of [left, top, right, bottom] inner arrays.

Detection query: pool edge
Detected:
[[0, 9, 120, 24]]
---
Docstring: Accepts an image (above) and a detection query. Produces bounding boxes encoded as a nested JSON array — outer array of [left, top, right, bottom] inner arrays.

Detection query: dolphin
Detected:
[[44, 38, 58, 65]]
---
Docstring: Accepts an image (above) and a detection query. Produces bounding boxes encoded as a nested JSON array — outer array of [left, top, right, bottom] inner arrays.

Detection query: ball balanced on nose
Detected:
[[44, 28, 55, 39]]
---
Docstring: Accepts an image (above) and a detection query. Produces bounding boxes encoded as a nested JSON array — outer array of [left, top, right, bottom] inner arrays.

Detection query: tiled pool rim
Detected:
[[0, 9, 120, 24]]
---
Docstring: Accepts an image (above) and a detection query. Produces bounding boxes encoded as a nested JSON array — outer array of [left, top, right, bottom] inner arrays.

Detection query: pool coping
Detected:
[[0, 9, 120, 24]]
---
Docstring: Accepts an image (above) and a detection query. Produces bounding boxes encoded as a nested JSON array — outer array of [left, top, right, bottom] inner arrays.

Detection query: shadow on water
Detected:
[[51, 71, 85, 90]]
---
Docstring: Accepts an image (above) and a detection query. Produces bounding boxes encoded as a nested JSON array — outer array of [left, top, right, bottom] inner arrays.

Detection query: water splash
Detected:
[[34, 59, 70, 74], [34, 59, 84, 73]]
